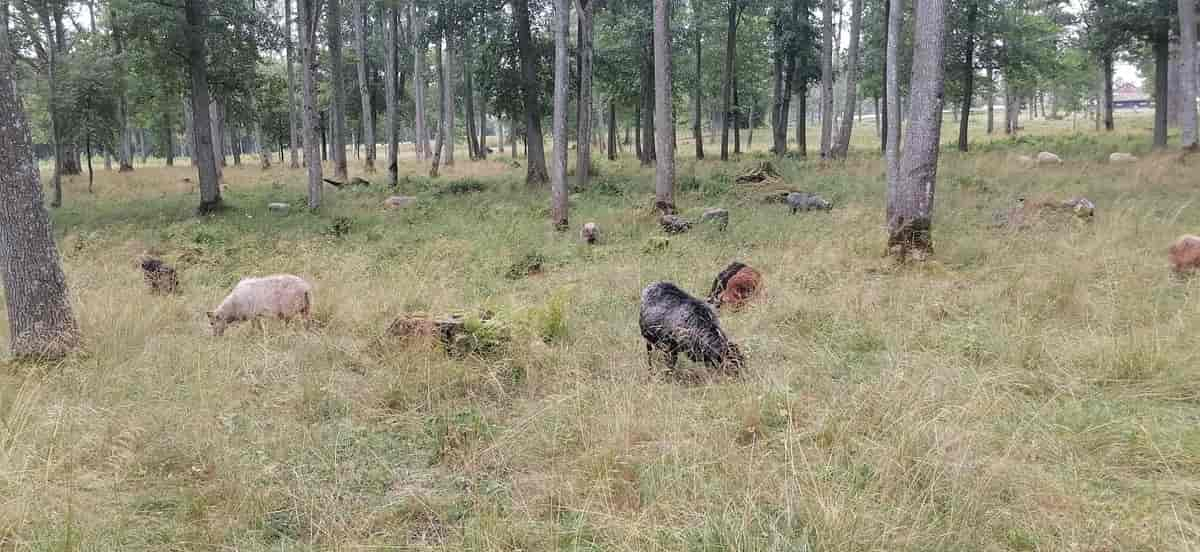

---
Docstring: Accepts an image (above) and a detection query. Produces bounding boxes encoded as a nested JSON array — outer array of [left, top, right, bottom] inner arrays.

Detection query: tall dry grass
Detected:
[[3, 116, 1200, 550]]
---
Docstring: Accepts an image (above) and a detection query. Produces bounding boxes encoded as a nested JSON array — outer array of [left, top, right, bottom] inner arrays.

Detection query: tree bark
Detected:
[[720, 0, 737, 160], [411, 6, 428, 160], [1103, 53, 1114, 131], [298, 0, 323, 208], [443, 36, 456, 165], [515, 0, 549, 186], [385, 3, 398, 184], [1180, 0, 1199, 148], [884, 0, 900, 186], [733, 76, 741, 154], [576, 0, 594, 189], [551, 0, 569, 229], [820, 0, 835, 157], [464, 53, 480, 160], [640, 35, 656, 165], [986, 67, 994, 134], [654, 0, 674, 213], [230, 125, 242, 166], [285, 0, 301, 168], [163, 111, 175, 167], [887, 0, 945, 260], [354, 0, 375, 172], [327, 0, 349, 179], [184, 0, 222, 212], [693, 0, 705, 159], [796, 87, 808, 156], [36, 4, 64, 207], [830, 0, 862, 158], [1153, 14, 1170, 149], [0, 58, 79, 359], [771, 6, 786, 155], [430, 36, 446, 178], [112, 7, 135, 173], [957, 0, 977, 152], [608, 99, 617, 160]]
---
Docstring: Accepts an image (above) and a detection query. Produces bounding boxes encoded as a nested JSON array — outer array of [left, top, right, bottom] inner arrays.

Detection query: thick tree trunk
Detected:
[[516, 0, 549, 186], [1153, 20, 1170, 149], [830, 0, 862, 158], [37, 5, 64, 207], [285, 0, 300, 168], [640, 36, 656, 165], [298, 0, 323, 208], [385, 3, 399, 184], [820, 0, 834, 157], [957, 1, 977, 152], [551, 0, 569, 229], [884, 0, 900, 185], [720, 0, 737, 160], [185, 0, 222, 212], [878, 0, 888, 152], [230, 125, 242, 166], [1103, 53, 1114, 131], [887, 0, 945, 260], [113, 11, 135, 173], [0, 59, 79, 359], [183, 96, 195, 165], [654, 0, 674, 213], [354, 0, 375, 172], [328, 0, 349, 179], [693, 0, 705, 159], [211, 98, 226, 176], [412, 6, 428, 160], [1180, 0, 1199, 148], [576, 0, 593, 189], [635, 103, 643, 159], [430, 37, 447, 178], [771, 7, 786, 156]]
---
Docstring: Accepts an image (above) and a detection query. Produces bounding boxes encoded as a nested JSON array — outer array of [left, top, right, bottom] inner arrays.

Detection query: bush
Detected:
[[434, 178, 488, 197], [506, 252, 547, 280]]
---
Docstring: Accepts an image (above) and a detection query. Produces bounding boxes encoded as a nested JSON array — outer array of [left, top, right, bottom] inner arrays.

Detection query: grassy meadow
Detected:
[[5, 113, 1200, 550]]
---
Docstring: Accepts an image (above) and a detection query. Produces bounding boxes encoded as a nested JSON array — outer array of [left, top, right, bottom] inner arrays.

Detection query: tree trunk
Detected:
[[1103, 53, 1114, 131], [328, 0, 349, 179], [430, 36, 447, 178], [285, 0, 300, 168], [796, 86, 808, 156], [298, 0, 323, 208], [635, 103, 643, 159], [957, 0, 977, 152], [184, 0, 222, 213], [479, 96, 488, 158], [608, 99, 617, 160], [212, 98, 227, 176], [516, 0, 549, 186], [576, 0, 594, 189], [771, 6, 785, 156], [183, 95, 195, 165], [113, 10, 135, 173], [830, 0, 862, 158], [1180, 0, 1199, 148], [820, 0, 834, 157], [385, 2, 398, 184], [720, 0, 737, 160], [654, 0, 674, 213], [887, 0, 945, 260], [884, 0, 900, 187], [1153, 16, 1170, 149], [0, 58, 79, 359], [163, 111, 175, 167], [693, 0, 705, 159], [36, 5, 64, 207], [551, 0, 569, 229], [443, 38, 457, 166], [86, 133, 94, 192], [640, 36, 656, 165], [354, 0, 375, 172], [231, 125, 242, 166], [464, 54, 480, 160], [733, 76, 741, 154], [986, 67, 994, 134], [412, 6, 428, 160]]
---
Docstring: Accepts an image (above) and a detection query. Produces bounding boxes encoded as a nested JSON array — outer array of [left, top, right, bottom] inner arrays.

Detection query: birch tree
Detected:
[[551, 0, 569, 228], [829, 0, 861, 158]]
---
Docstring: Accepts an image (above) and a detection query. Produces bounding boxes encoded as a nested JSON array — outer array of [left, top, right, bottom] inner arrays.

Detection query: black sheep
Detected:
[[639, 282, 744, 379]]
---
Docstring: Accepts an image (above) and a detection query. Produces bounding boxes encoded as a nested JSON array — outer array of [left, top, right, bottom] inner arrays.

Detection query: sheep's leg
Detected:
[[645, 342, 655, 367]]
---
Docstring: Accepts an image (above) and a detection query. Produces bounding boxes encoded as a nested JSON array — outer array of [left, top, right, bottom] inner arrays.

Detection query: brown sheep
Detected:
[[707, 262, 763, 310], [140, 257, 180, 295]]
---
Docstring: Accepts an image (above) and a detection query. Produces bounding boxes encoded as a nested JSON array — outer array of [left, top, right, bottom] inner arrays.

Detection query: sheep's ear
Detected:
[[205, 311, 215, 321]]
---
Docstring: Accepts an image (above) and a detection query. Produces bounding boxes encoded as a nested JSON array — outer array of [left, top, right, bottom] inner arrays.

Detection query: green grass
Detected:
[[5, 113, 1200, 549]]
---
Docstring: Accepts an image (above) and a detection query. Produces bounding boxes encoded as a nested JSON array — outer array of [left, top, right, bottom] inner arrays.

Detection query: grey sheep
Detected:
[[701, 208, 730, 231], [786, 192, 832, 213], [639, 282, 745, 380]]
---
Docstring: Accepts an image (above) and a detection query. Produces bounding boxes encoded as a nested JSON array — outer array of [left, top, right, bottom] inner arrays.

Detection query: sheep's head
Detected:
[[206, 311, 228, 336]]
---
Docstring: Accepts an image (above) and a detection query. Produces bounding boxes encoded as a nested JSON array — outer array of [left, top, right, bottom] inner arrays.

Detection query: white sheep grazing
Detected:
[[1036, 151, 1063, 165], [207, 274, 313, 336], [1109, 152, 1138, 164], [580, 222, 600, 244]]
